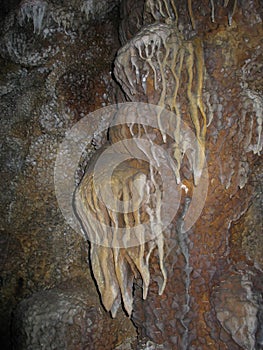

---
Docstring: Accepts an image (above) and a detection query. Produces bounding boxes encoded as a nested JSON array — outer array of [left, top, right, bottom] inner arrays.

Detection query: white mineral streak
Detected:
[[172, 194, 191, 349], [239, 274, 259, 350], [245, 90, 263, 155], [210, 0, 215, 22], [18, 0, 48, 34], [216, 273, 258, 350], [147, 163, 167, 295], [234, 89, 262, 189], [240, 58, 263, 159]]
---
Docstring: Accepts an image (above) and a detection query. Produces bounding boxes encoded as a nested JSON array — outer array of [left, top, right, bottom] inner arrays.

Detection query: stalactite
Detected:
[[74, 18, 208, 317], [81, 0, 95, 20], [18, 0, 48, 34], [81, 0, 116, 21], [224, 0, 238, 26], [74, 153, 170, 316], [73, 7, 209, 317], [114, 22, 207, 184], [172, 0, 239, 29], [144, 0, 178, 24], [210, 0, 215, 23], [74, 0, 252, 321], [187, 0, 195, 30]]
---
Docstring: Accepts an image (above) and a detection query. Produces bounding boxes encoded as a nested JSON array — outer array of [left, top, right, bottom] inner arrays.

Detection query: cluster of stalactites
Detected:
[[18, 0, 48, 34], [81, 0, 116, 21], [114, 22, 207, 184], [144, 0, 238, 28], [75, 157, 167, 317], [17, 0, 117, 34], [76, 10, 209, 317], [75, 0, 210, 318], [17, 0, 73, 34]]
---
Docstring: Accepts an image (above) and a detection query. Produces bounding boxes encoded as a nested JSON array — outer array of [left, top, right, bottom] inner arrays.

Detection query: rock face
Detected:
[[0, 1, 136, 349], [12, 278, 135, 350], [76, 0, 263, 349], [0, 0, 262, 349], [114, 1, 263, 349], [116, 1, 262, 349]]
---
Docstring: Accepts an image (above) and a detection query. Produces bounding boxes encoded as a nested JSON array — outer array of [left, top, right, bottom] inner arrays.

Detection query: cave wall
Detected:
[[0, 0, 262, 350], [115, 1, 263, 349], [0, 1, 136, 349]]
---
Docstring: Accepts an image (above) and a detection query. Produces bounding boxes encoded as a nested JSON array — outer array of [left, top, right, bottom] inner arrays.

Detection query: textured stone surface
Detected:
[[0, 0, 262, 349], [0, 1, 135, 349], [212, 271, 259, 350], [12, 278, 135, 350], [113, 1, 263, 349]]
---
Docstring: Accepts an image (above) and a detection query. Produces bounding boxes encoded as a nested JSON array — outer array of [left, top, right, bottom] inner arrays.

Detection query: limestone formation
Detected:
[[0, 0, 262, 349]]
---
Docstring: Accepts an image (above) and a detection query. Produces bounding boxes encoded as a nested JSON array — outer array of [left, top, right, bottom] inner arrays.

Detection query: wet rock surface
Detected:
[[0, 0, 262, 349], [113, 1, 263, 349]]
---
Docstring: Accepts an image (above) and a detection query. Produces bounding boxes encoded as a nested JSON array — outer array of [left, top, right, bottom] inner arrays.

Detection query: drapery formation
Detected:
[[75, 0, 262, 348]]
